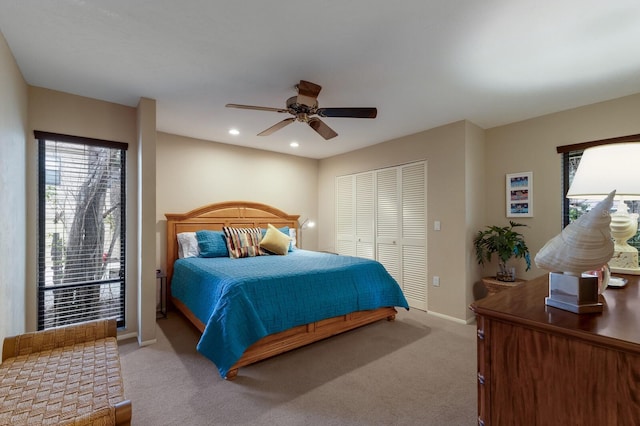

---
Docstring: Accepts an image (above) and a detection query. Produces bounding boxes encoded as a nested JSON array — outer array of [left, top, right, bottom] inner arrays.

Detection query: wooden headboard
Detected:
[[165, 201, 300, 293]]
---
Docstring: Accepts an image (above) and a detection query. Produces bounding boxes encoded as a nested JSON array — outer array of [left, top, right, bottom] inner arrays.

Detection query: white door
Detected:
[[355, 172, 375, 259], [336, 175, 356, 256], [376, 167, 401, 284], [400, 162, 427, 310], [337, 162, 427, 310]]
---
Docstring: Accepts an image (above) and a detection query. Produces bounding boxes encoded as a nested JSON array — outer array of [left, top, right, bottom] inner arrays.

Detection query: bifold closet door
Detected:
[[375, 162, 427, 310], [400, 162, 427, 310], [336, 162, 427, 310], [336, 171, 375, 259], [336, 175, 356, 256]]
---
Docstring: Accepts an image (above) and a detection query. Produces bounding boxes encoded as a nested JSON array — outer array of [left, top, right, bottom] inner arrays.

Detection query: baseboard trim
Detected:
[[138, 338, 157, 347], [116, 332, 157, 346], [117, 331, 138, 341], [427, 310, 475, 325]]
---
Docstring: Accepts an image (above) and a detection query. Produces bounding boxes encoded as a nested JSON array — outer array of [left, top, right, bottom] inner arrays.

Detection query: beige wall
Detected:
[[2, 79, 319, 344], [319, 95, 640, 323], [137, 97, 157, 344], [155, 132, 319, 272], [3, 21, 639, 334], [464, 121, 487, 305], [26, 87, 142, 337], [484, 93, 640, 283], [318, 120, 485, 322], [0, 30, 29, 346]]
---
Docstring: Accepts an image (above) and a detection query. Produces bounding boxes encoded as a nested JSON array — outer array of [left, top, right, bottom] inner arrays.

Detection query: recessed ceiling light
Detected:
[[229, 129, 240, 135], [290, 141, 299, 148]]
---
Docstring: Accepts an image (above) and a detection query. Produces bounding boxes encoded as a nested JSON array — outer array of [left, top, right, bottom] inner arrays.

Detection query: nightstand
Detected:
[[156, 270, 167, 319], [481, 276, 526, 296]]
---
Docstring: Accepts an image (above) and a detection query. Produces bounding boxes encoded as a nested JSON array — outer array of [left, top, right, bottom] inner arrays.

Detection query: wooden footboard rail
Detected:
[[226, 306, 398, 380], [1, 319, 132, 425], [173, 297, 396, 380]]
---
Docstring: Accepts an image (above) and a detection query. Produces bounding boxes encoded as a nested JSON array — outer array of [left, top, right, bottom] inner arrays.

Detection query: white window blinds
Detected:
[[36, 131, 127, 330]]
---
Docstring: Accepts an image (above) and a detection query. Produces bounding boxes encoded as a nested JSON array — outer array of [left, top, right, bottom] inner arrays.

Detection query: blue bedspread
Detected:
[[171, 249, 409, 377]]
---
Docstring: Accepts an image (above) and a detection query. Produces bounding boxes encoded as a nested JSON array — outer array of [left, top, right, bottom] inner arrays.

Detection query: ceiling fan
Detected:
[[225, 80, 377, 140]]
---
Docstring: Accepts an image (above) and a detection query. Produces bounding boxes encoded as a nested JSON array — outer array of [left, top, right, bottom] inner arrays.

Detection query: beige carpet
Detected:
[[118, 308, 477, 425]]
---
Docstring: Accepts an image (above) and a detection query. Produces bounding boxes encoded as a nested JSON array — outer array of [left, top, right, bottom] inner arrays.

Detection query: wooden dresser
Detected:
[[470, 274, 640, 426]]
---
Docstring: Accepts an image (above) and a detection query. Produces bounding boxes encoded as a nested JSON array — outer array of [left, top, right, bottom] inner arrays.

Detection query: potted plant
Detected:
[[473, 221, 531, 282]]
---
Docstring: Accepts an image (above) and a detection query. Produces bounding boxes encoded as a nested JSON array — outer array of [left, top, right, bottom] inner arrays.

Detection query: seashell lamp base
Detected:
[[544, 272, 603, 314], [609, 245, 640, 275]]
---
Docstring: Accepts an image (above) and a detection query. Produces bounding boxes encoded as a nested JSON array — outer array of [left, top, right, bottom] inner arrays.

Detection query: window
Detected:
[[36, 131, 127, 330], [561, 149, 586, 226], [561, 143, 640, 257]]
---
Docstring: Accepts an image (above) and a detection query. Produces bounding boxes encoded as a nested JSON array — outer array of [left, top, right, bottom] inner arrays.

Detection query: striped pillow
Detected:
[[222, 226, 265, 258]]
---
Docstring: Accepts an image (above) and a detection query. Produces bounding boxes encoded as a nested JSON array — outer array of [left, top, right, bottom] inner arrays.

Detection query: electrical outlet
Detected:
[[432, 276, 440, 287], [434, 220, 441, 231]]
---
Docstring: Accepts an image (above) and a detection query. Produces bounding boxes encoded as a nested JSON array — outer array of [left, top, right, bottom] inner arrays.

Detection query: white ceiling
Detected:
[[2, 1, 640, 159]]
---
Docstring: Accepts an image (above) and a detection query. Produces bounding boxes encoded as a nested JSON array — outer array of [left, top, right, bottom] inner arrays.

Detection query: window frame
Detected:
[[36, 131, 128, 330], [558, 134, 640, 228]]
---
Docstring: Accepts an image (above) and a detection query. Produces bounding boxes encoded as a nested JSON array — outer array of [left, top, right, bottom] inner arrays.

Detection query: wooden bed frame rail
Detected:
[[172, 298, 396, 380]]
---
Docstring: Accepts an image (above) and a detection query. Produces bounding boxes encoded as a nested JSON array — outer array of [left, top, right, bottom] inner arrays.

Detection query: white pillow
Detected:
[[288, 228, 297, 249], [177, 232, 200, 258]]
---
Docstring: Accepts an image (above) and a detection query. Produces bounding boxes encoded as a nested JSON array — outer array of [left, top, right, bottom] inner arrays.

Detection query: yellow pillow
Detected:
[[260, 224, 292, 255]]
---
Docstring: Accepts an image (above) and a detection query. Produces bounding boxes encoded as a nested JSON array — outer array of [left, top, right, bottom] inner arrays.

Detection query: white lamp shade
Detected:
[[566, 142, 640, 200]]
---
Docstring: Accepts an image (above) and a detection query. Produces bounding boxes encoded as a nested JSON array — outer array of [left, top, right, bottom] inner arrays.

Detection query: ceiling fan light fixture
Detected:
[[228, 128, 240, 135], [225, 80, 377, 140], [290, 141, 299, 148]]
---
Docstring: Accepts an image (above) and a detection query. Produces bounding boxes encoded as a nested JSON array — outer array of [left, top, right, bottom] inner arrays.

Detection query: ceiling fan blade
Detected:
[[316, 107, 377, 119], [226, 103, 289, 113], [296, 80, 322, 106], [258, 118, 295, 136], [308, 117, 338, 140]]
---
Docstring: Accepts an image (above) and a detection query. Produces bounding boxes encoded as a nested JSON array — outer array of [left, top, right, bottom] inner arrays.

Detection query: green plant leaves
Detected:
[[473, 222, 531, 271]]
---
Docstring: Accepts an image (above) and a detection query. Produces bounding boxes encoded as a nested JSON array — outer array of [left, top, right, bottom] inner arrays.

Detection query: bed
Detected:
[[165, 201, 409, 380]]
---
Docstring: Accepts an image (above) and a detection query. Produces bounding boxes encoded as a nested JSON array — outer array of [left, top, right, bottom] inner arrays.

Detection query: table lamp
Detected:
[[566, 142, 640, 275]]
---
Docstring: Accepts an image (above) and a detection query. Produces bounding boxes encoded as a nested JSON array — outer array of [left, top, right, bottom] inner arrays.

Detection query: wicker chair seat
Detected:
[[0, 320, 130, 426]]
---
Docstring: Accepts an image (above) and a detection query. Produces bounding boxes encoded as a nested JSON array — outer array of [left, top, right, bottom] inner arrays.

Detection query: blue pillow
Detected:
[[261, 226, 293, 252], [196, 230, 229, 258]]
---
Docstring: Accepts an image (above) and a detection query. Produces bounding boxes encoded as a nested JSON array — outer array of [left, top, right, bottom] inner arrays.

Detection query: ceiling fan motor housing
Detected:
[[287, 96, 317, 122], [226, 80, 376, 140]]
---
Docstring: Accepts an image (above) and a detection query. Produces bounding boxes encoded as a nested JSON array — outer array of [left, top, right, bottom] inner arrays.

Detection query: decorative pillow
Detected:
[[195, 230, 229, 258], [177, 232, 200, 258], [260, 224, 293, 255], [223, 226, 265, 259], [288, 228, 297, 250], [261, 226, 294, 252]]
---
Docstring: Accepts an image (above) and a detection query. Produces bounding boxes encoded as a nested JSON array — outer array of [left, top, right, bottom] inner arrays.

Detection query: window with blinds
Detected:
[[36, 131, 127, 330], [563, 149, 640, 254]]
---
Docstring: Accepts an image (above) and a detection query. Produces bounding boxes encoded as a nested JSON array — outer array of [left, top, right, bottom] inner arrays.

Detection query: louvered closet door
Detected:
[[400, 162, 427, 310], [336, 175, 356, 255], [376, 168, 401, 283], [355, 172, 375, 259], [337, 161, 427, 310]]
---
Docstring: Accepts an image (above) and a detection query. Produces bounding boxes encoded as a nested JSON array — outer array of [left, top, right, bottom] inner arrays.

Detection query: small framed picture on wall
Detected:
[[506, 172, 533, 217]]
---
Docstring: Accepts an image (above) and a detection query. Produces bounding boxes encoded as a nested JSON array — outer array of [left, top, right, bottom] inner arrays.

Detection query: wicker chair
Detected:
[[0, 319, 131, 426]]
